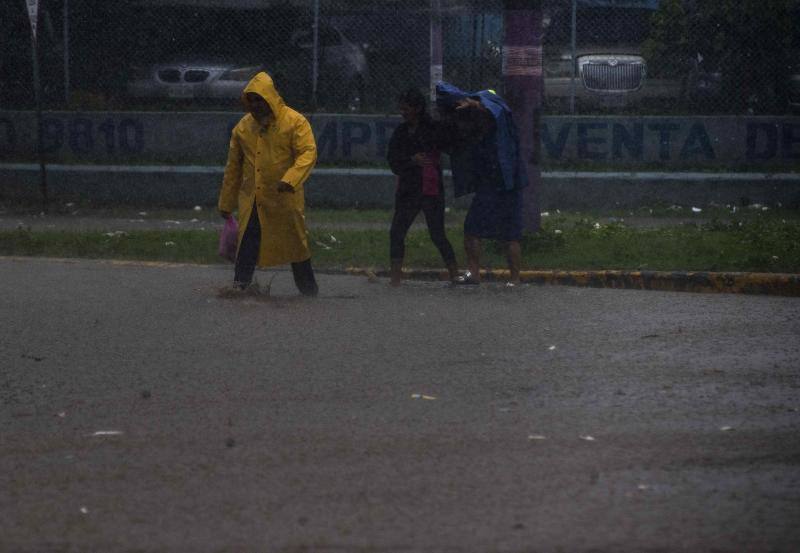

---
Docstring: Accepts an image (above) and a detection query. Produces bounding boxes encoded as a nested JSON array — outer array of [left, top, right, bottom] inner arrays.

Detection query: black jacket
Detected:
[[387, 116, 445, 201]]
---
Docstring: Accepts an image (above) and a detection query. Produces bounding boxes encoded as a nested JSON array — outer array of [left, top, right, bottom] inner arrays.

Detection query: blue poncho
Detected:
[[435, 82, 529, 198]]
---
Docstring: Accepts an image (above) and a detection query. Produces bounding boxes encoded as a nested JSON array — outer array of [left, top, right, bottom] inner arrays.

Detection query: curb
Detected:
[[2, 256, 798, 297], [345, 267, 800, 297]]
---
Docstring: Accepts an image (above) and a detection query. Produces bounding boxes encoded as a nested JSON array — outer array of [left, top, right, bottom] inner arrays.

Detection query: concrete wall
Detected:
[[3, 165, 799, 210], [1, 111, 798, 209], [1, 111, 799, 168]]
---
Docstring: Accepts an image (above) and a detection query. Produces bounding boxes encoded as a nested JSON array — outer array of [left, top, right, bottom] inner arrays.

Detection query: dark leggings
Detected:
[[234, 205, 319, 296], [390, 195, 456, 264]]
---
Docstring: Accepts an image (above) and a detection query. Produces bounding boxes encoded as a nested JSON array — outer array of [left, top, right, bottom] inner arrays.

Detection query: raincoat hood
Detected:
[[435, 81, 528, 196], [242, 71, 285, 118], [434, 81, 468, 111]]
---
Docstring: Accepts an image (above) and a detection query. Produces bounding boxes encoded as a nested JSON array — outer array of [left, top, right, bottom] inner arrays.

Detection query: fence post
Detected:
[[430, 0, 443, 102], [312, 0, 320, 110], [64, 0, 70, 106], [502, 0, 542, 233], [26, 0, 48, 212], [570, 0, 577, 114]]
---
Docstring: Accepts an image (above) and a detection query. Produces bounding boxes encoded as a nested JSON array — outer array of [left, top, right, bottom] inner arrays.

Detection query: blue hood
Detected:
[[434, 81, 469, 111], [435, 81, 528, 197]]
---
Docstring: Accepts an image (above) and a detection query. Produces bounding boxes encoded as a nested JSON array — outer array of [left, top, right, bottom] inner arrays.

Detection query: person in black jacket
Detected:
[[387, 88, 459, 286]]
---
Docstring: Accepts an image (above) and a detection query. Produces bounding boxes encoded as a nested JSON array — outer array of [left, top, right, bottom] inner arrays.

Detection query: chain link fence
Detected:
[[1, 0, 798, 115]]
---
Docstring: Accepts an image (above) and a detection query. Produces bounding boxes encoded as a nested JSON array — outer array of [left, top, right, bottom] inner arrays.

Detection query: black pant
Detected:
[[234, 205, 319, 297], [390, 195, 456, 264]]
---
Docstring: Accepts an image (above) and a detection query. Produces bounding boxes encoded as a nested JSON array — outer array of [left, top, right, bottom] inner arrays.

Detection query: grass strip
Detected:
[[2, 215, 799, 273]]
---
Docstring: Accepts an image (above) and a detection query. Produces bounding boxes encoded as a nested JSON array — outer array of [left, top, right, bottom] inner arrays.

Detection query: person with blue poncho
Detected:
[[435, 82, 529, 285]]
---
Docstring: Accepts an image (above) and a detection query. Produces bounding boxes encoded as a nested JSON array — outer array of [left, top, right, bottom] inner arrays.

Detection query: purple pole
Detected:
[[430, 0, 443, 102], [502, 0, 542, 233]]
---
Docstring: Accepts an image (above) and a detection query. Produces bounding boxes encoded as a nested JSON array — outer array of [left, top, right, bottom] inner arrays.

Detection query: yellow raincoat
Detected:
[[218, 72, 317, 267]]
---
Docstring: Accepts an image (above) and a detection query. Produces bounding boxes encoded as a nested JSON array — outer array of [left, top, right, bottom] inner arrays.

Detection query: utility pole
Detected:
[[502, 0, 543, 233]]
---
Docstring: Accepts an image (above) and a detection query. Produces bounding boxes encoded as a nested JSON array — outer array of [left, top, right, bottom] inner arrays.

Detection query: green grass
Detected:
[[511, 216, 800, 273], [2, 212, 799, 273]]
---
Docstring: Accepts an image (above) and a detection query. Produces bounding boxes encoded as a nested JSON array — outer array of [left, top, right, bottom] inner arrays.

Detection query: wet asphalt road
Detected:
[[1, 257, 800, 553]]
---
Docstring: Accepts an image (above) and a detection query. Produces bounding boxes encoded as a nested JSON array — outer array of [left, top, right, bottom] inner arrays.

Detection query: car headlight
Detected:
[[220, 66, 262, 81]]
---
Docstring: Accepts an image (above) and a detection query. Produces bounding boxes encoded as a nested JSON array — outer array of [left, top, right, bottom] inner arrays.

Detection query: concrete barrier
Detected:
[[2, 111, 798, 168], [2, 110, 798, 208], [2, 163, 799, 209]]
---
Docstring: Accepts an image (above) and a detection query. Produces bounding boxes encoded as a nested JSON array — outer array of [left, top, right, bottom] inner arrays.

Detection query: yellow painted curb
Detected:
[[346, 267, 800, 297], [3, 257, 798, 296]]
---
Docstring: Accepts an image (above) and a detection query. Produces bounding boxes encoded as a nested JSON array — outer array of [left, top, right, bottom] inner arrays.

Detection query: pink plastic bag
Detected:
[[421, 151, 441, 196], [218, 216, 239, 262]]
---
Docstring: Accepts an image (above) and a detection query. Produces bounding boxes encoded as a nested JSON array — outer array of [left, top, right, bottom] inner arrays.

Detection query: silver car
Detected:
[[544, 48, 683, 110], [127, 59, 262, 100], [126, 23, 368, 111], [541, 5, 685, 110]]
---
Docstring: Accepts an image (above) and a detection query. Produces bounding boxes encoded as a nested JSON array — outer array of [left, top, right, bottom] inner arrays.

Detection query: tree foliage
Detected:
[[643, 0, 798, 112]]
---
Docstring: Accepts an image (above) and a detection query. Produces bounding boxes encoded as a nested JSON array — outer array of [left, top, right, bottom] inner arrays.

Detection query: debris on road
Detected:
[[527, 434, 547, 441], [91, 430, 123, 437], [720, 426, 734, 431], [580, 435, 596, 441], [411, 394, 437, 400]]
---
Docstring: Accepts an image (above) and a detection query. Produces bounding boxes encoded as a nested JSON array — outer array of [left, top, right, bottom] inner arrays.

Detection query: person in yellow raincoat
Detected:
[[218, 72, 319, 296]]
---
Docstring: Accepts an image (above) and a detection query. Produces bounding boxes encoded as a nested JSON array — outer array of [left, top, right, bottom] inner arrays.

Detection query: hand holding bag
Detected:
[[218, 216, 239, 262]]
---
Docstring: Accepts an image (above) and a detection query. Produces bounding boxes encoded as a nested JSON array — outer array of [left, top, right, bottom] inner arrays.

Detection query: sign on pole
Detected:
[[26, 0, 39, 40]]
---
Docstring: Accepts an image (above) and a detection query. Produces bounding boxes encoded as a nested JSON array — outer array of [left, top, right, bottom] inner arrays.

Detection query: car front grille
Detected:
[[581, 61, 645, 92], [157, 69, 210, 83]]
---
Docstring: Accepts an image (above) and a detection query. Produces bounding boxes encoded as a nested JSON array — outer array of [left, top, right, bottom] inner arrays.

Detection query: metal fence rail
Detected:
[[2, 0, 798, 115]]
